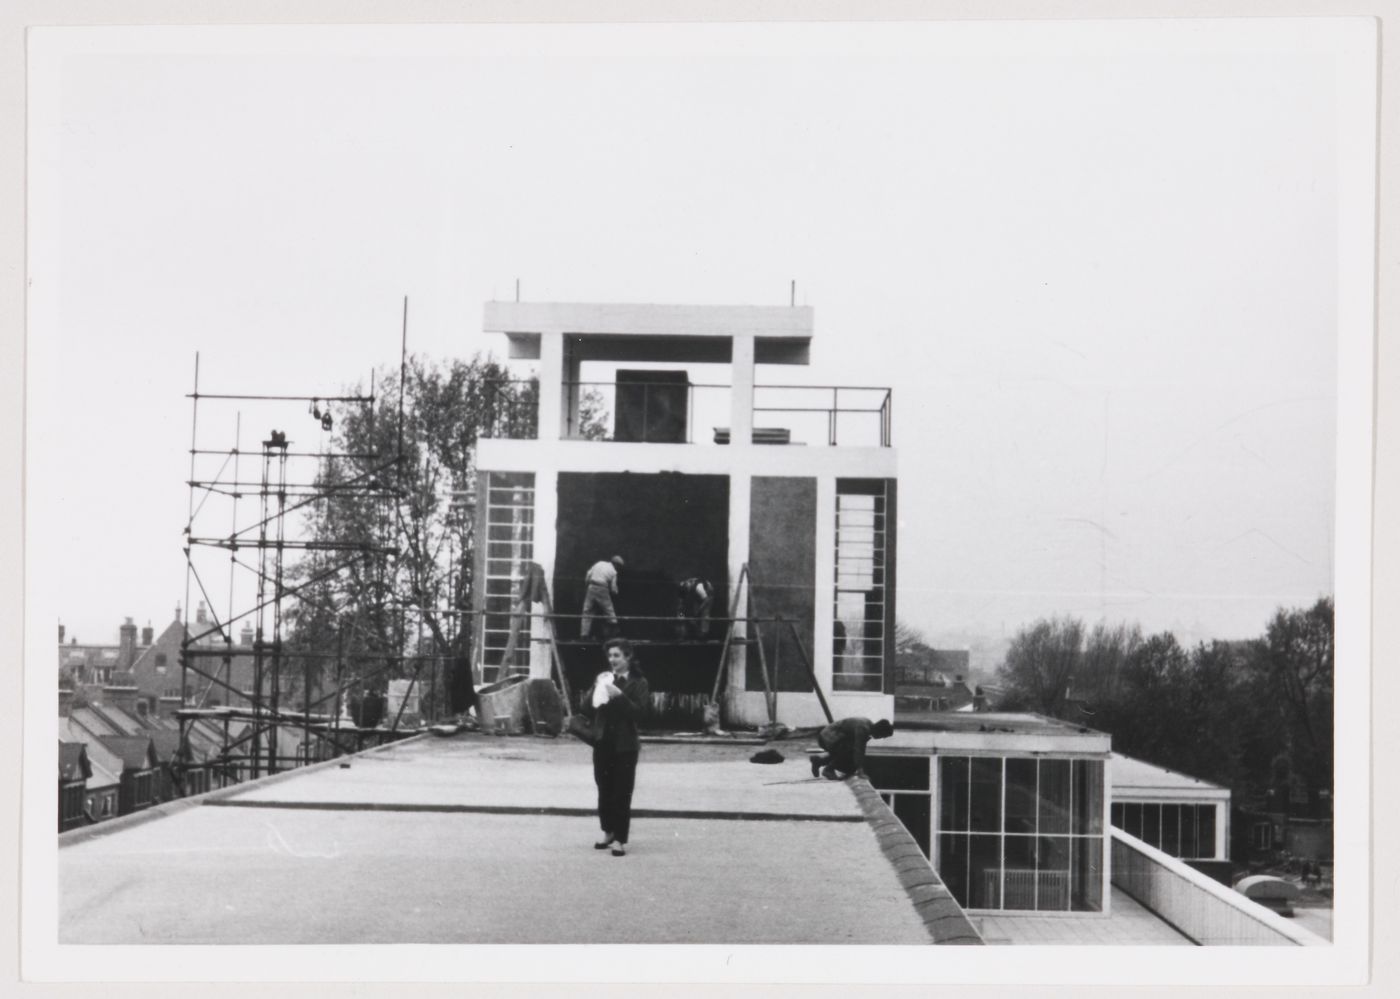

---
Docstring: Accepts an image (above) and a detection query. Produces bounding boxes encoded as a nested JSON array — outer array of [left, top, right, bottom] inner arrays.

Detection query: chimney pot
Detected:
[[119, 618, 139, 669]]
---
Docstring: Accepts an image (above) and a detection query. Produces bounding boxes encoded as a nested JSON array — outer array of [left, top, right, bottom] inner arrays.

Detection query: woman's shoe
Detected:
[[611, 843, 627, 857], [594, 834, 615, 850]]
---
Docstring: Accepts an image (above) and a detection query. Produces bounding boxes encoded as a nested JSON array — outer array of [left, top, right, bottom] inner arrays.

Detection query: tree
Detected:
[[1072, 621, 1142, 713], [1101, 632, 1193, 771], [286, 354, 605, 718], [995, 616, 1085, 716], [1249, 597, 1334, 814]]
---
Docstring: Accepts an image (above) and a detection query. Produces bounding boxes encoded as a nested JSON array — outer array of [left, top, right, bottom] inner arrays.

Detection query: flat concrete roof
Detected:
[[875, 713, 1112, 756], [59, 734, 974, 945], [1111, 752, 1231, 800]]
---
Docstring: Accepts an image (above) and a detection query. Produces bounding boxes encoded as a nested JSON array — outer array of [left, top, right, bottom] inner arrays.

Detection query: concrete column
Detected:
[[812, 475, 837, 696], [730, 334, 755, 445], [562, 339, 581, 439], [538, 333, 564, 442], [723, 471, 752, 719], [529, 469, 559, 680]]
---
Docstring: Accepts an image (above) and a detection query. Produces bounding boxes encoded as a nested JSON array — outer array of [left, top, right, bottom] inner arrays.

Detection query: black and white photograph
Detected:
[[15, 9, 1381, 988]]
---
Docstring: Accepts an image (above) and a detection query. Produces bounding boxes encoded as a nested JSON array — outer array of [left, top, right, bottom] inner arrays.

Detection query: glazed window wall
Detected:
[[832, 481, 887, 692], [480, 472, 536, 682], [1110, 801, 1219, 860], [865, 754, 932, 857], [938, 755, 1105, 912]]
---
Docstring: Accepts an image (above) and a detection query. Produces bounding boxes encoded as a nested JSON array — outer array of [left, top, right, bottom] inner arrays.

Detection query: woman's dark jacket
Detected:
[[580, 665, 649, 753]]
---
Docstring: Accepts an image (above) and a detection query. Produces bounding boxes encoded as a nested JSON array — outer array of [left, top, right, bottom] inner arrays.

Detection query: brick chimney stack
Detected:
[[119, 617, 138, 669], [58, 622, 65, 645], [141, 621, 154, 646]]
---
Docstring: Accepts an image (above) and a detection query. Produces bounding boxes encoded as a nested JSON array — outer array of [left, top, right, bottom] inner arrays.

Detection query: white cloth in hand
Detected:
[[592, 671, 615, 708]]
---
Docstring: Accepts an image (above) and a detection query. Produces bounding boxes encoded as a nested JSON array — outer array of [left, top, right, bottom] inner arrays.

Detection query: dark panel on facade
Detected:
[[555, 472, 729, 699], [614, 370, 690, 443], [747, 476, 816, 692]]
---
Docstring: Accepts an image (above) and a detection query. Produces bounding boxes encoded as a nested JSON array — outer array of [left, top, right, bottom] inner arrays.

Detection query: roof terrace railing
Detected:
[[476, 379, 540, 440], [752, 384, 892, 447], [561, 380, 732, 444], [479, 378, 894, 447], [1110, 828, 1327, 946]]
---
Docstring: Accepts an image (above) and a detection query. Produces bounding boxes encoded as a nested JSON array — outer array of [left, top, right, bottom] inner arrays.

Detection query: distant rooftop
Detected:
[[1111, 752, 1231, 800], [876, 712, 1111, 755]]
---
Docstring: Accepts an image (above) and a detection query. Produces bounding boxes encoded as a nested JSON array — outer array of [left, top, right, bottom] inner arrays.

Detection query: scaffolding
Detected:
[[175, 317, 469, 792]]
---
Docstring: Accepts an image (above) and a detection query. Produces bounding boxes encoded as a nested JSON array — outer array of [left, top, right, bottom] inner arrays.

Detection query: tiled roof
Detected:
[[84, 703, 146, 736], [93, 735, 158, 772], [147, 730, 184, 763], [70, 708, 120, 738], [86, 757, 121, 791], [80, 739, 127, 784]]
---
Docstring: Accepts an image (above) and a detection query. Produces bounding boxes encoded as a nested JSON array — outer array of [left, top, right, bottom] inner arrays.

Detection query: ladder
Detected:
[[491, 563, 573, 719], [710, 562, 834, 726]]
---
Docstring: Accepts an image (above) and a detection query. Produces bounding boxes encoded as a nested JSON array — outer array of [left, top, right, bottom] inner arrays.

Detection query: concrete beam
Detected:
[[485, 301, 814, 340]]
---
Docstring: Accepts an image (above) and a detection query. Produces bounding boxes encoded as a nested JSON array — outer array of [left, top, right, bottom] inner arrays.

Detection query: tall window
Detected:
[[866, 755, 932, 857], [1110, 802, 1219, 860], [833, 480, 887, 692], [481, 472, 536, 683], [938, 755, 1105, 912]]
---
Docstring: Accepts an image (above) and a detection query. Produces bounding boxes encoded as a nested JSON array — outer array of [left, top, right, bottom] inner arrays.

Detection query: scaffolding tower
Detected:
[[175, 337, 463, 792]]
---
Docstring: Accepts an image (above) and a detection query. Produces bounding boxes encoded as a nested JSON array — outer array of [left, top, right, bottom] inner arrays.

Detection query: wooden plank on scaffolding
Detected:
[[710, 563, 750, 704], [786, 619, 834, 724], [538, 584, 573, 718]]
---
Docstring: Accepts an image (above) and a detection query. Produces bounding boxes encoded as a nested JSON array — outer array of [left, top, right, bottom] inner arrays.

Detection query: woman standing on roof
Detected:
[[579, 637, 649, 857]]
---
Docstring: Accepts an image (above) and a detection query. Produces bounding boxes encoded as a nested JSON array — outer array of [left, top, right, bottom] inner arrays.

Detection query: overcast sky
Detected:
[[27, 20, 1365, 653]]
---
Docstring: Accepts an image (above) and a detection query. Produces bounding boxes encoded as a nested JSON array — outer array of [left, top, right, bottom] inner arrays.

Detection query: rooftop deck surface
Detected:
[[59, 734, 943, 945]]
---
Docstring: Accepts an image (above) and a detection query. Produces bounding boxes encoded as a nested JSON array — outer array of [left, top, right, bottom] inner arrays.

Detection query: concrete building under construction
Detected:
[[471, 300, 897, 729]]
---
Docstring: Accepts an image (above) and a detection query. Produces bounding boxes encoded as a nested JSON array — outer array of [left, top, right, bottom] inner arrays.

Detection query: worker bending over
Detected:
[[674, 577, 714, 639], [810, 717, 895, 780], [580, 555, 624, 639]]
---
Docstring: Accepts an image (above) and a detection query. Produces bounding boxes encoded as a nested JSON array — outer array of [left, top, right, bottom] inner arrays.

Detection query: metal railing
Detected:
[[477, 379, 540, 439], [561, 380, 732, 443], [753, 384, 892, 447], [1110, 829, 1327, 946], [480, 379, 894, 447]]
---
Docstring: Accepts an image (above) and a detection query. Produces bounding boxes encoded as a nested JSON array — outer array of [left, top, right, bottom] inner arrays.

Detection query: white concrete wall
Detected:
[[528, 470, 558, 681], [484, 301, 814, 339], [1110, 830, 1326, 945], [476, 438, 896, 479]]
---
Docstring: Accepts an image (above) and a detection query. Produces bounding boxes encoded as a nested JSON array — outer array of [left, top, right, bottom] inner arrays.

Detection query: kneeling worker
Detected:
[[810, 717, 895, 780]]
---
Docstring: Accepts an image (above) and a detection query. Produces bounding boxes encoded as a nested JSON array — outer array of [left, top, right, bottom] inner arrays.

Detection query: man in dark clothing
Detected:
[[578, 637, 649, 855], [810, 717, 894, 780], [673, 576, 714, 639]]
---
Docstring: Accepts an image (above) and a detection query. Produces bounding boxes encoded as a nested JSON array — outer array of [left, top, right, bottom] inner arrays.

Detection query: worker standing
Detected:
[[580, 555, 625, 639]]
